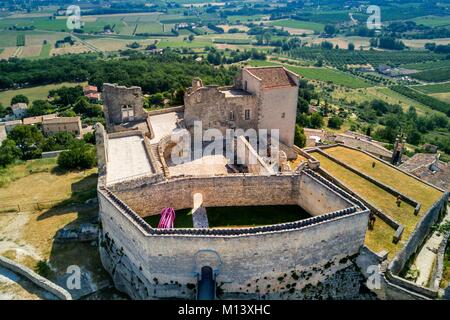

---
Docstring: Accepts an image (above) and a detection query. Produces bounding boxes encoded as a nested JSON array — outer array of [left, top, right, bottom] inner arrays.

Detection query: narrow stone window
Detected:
[[281, 112, 285, 118], [229, 111, 235, 121], [244, 109, 251, 120], [244, 80, 248, 91]]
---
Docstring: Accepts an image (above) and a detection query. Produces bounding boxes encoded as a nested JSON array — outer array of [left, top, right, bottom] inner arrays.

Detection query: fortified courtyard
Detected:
[[95, 66, 449, 300]]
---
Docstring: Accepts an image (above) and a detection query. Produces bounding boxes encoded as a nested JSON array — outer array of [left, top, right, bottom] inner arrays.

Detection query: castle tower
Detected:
[[391, 133, 406, 165]]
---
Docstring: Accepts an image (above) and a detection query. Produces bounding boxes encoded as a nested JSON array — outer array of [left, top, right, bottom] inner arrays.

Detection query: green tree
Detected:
[[149, 93, 165, 107], [327, 116, 343, 129], [8, 125, 45, 159], [57, 140, 96, 170], [42, 132, 76, 152], [310, 113, 324, 129], [324, 25, 336, 35], [11, 94, 29, 106], [294, 125, 306, 148], [348, 43, 355, 51], [83, 132, 96, 145], [0, 139, 21, 167], [27, 100, 53, 116], [297, 97, 310, 114], [49, 86, 84, 106], [0, 102, 8, 117]]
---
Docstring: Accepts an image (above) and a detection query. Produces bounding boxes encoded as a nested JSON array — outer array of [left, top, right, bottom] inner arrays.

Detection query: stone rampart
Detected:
[[97, 175, 369, 299], [0, 256, 72, 300]]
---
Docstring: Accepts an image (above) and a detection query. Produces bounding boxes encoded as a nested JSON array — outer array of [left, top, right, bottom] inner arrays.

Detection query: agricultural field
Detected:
[[286, 47, 446, 67], [157, 38, 211, 48], [268, 19, 325, 33], [247, 60, 372, 88], [390, 85, 450, 114], [0, 82, 86, 106], [330, 86, 434, 114], [411, 67, 450, 82], [410, 15, 450, 27], [402, 60, 450, 71], [413, 82, 450, 94], [431, 92, 450, 104], [287, 66, 372, 89]]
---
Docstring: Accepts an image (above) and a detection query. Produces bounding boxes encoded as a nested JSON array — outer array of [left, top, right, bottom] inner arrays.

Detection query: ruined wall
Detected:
[[184, 86, 258, 134], [98, 186, 369, 299], [103, 83, 148, 128], [113, 173, 354, 218]]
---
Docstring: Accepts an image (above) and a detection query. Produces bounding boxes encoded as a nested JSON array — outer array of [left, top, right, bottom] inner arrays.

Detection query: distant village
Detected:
[[0, 85, 101, 145]]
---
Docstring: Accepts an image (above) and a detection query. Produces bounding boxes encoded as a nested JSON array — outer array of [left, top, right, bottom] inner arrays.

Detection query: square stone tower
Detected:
[[102, 83, 148, 130], [239, 67, 299, 147]]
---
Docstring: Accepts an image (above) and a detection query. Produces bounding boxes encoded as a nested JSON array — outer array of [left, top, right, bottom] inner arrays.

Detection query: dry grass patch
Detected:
[[311, 152, 418, 258], [0, 47, 18, 59], [324, 146, 443, 212], [20, 45, 43, 58], [312, 147, 444, 258]]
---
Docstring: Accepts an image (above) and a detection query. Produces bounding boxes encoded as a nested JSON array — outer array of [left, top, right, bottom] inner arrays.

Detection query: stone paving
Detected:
[[149, 112, 182, 144], [107, 135, 153, 184]]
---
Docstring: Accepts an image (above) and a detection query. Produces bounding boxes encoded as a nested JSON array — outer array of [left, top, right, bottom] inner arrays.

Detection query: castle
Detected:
[[95, 67, 448, 300]]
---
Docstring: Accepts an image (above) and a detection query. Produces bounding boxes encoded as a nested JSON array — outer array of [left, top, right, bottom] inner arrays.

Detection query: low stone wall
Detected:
[[314, 166, 402, 241], [41, 150, 68, 158], [114, 171, 355, 219], [389, 192, 449, 275], [430, 231, 449, 290], [312, 148, 420, 212], [148, 105, 184, 116], [0, 256, 72, 300]]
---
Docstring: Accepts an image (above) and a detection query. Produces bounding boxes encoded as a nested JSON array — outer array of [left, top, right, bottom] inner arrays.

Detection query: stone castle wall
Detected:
[[184, 86, 259, 134], [97, 180, 369, 299], [103, 83, 148, 128], [113, 173, 354, 218]]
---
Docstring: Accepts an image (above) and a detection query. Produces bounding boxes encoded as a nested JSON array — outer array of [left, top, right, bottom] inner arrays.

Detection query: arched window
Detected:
[[121, 105, 135, 122]]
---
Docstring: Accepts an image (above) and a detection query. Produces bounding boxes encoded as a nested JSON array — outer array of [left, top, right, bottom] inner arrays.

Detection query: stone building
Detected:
[[93, 68, 448, 301], [184, 67, 299, 147], [11, 103, 28, 119], [42, 116, 82, 137], [102, 83, 148, 131]]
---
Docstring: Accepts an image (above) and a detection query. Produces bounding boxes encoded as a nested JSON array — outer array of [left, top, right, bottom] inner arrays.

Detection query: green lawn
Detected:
[[207, 205, 310, 228], [143, 206, 311, 229], [0, 82, 86, 106], [38, 43, 51, 58], [269, 19, 325, 32], [144, 208, 193, 228], [402, 60, 450, 71], [247, 60, 371, 88], [227, 15, 267, 24], [313, 146, 444, 258], [157, 39, 212, 48], [412, 82, 450, 94], [287, 66, 372, 88], [411, 15, 450, 27]]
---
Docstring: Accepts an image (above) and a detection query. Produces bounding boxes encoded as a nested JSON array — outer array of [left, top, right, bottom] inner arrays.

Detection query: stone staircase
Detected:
[[151, 144, 165, 174]]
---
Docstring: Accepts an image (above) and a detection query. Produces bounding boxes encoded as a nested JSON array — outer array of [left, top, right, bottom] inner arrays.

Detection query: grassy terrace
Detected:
[[0, 158, 109, 293], [144, 205, 311, 229], [0, 82, 86, 106], [310, 146, 443, 258]]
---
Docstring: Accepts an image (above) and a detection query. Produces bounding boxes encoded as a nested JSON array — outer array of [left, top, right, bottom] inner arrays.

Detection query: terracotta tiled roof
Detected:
[[83, 85, 98, 93], [23, 113, 57, 125], [245, 67, 297, 88]]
